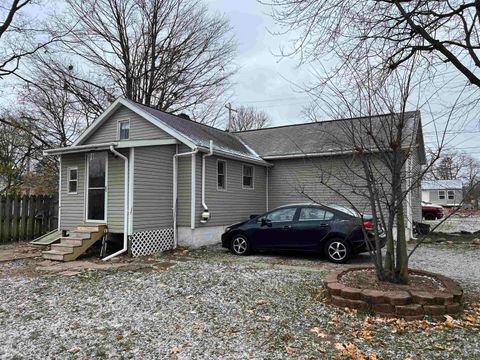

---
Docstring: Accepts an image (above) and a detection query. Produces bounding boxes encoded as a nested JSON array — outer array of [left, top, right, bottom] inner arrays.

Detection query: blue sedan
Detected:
[[221, 204, 386, 263]]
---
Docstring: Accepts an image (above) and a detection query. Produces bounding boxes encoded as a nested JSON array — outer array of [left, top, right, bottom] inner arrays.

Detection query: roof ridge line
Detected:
[[233, 110, 419, 133]]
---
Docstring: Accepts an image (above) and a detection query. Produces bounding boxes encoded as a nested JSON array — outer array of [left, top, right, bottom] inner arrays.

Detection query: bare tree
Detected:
[[263, 0, 480, 89], [286, 61, 462, 284], [230, 106, 270, 132], [0, 0, 59, 79], [0, 120, 36, 193], [47, 0, 236, 124], [426, 150, 480, 185]]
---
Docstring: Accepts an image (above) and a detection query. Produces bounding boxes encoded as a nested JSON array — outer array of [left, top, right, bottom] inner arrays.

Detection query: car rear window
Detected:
[[299, 207, 334, 221]]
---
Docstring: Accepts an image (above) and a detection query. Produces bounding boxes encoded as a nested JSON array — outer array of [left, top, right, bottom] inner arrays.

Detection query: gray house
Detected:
[[44, 98, 426, 259], [422, 179, 463, 207]]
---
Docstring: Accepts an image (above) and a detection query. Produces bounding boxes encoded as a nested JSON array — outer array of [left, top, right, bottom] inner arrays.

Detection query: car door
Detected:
[[290, 206, 335, 251], [251, 207, 298, 250]]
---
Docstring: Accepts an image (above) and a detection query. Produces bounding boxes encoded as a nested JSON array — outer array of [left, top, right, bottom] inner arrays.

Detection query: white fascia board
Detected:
[[73, 97, 198, 150], [73, 98, 124, 146], [116, 139, 178, 148], [43, 142, 117, 156], [262, 147, 417, 160], [119, 99, 197, 149], [196, 146, 272, 167]]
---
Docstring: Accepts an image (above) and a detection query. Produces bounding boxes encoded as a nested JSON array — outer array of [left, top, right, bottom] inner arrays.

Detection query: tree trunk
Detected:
[[395, 203, 409, 284]]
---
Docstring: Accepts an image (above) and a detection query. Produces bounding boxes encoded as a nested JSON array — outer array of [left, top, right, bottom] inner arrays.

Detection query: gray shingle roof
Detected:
[[235, 111, 421, 158], [127, 100, 266, 163]]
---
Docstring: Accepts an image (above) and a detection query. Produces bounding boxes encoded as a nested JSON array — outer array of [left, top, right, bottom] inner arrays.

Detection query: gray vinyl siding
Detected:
[[176, 145, 192, 227], [60, 153, 85, 230], [195, 155, 267, 227], [268, 156, 377, 214], [132, 145, 176, 231], [107, 151, 127, 233], [83, 106, 174, 144]]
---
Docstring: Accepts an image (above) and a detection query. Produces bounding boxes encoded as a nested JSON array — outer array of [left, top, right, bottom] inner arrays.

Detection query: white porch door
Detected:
[[86, 151, 108, 222]]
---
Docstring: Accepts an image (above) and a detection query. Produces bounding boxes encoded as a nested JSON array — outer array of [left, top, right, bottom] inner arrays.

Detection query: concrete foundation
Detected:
[[177, 226, 226, 248]]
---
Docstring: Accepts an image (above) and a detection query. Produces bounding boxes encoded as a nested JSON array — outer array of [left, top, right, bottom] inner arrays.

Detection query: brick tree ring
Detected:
[[323, 266, 463, 320]]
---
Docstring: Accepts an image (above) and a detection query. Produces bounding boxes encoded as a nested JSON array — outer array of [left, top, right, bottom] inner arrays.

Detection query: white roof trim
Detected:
[[43, 142, 117, 156], [73, 98, 197, 149]]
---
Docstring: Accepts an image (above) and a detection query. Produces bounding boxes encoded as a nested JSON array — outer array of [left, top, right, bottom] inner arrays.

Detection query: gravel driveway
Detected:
[[0, 245, 479, 359], [409, 244, 480, 289]]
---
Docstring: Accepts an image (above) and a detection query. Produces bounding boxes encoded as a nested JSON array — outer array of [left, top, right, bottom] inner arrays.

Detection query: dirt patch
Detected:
[[0, 242, 41, 262], [340, 268, 447, 293]]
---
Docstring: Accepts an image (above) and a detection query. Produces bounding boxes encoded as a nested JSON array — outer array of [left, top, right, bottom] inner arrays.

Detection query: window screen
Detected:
[[242, 165, 253, 189], [119, 120, 130, 140], [217, 160, 226, 190], [68, 168, 78, 194]]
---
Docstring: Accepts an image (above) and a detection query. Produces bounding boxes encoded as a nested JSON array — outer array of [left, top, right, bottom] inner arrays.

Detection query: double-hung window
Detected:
[[447, 190, 455, 200], [68, 167, 78, 194], [438, 190, 446, 200], [217, 160, 227, 190], [118, 120, 130, 140], [242, 165, 254, 189]]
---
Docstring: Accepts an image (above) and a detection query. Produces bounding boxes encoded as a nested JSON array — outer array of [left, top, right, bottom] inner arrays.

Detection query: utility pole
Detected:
[[225, 103, 237, 132]]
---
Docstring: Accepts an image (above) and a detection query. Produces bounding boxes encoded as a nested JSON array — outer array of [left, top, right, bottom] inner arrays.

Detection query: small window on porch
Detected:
[[118, 120, 130, 140], [217, 160, 226, 190], [438, 190, 446, 200], [68, 167, 78, 194], [447, 190, 455, 200]]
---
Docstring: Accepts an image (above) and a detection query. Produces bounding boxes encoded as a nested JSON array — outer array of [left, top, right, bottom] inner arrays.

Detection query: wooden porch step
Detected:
[[60, 238, 84, 246], [51, 243, 75, 253], [42, 250, 73, 261], [42, 224, 106, 262], [76, 224, 106, 232], [66, 232, 92, 240]]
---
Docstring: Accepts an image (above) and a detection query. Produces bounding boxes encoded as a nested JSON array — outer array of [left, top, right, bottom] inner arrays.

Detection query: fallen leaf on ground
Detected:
[[285, 345, 298, 355], [169, 346, 180, 354], [309, 327, 327, 338]]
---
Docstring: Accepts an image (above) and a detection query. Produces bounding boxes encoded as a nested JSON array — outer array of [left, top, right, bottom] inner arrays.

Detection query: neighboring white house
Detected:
[[422, 179, 463, 207]]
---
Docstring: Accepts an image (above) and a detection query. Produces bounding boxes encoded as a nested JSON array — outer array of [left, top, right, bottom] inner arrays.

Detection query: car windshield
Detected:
[[326, 204, 360, 217]]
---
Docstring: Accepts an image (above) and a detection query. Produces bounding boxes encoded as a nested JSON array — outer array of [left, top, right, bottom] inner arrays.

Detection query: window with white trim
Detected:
[[217, 160, 226, 190], [438, 190, 446, 200], [242, 165, 254, 189], [447, 190, 455, 200], [118, 120, 130, 140], [68, 167, 78, 194]]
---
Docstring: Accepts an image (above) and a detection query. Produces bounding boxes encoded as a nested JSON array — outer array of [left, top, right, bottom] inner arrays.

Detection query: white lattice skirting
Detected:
[[129, 228, 174, 257]]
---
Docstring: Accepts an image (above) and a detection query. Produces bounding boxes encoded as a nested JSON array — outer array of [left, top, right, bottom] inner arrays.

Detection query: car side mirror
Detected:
[[261, 218, 272, 227]]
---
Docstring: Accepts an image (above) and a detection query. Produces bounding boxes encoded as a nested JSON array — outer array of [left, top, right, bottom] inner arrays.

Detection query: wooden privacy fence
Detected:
[[0, 195, 58, 244]]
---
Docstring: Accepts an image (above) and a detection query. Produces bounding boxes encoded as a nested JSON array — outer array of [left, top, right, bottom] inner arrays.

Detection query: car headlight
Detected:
[[225, 226, 232, 233]]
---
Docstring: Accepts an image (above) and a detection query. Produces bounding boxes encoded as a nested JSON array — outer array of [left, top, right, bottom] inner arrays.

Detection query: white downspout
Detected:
[[201, 140, 214, 223], [173, 147, 199, 248], [103, 145, 129, 261], [58, 155, 62, 231], [266, 167, 269, 211]]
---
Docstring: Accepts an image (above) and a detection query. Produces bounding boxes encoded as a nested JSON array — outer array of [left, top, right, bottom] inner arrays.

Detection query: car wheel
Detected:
[[324, 238, 351, 264], [424, 213, 436, 221], [230, 235, 250, 256]]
